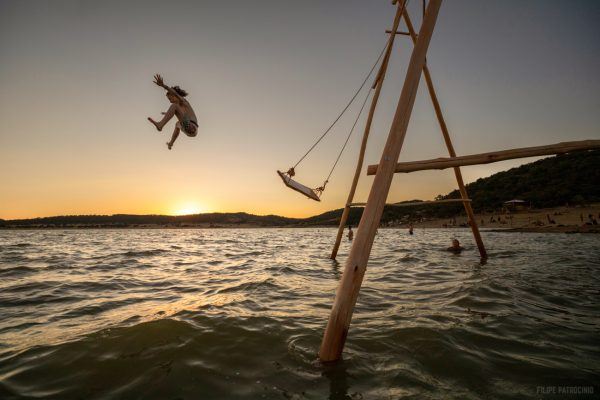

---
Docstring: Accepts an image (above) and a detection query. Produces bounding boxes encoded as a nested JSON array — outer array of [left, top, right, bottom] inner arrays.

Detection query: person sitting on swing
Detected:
[[148, 74, 198, 150]]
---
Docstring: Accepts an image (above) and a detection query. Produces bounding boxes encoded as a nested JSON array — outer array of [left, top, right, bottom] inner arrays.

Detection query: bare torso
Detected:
[[175, 99, 197, 124], [148, 74, 198, 149]]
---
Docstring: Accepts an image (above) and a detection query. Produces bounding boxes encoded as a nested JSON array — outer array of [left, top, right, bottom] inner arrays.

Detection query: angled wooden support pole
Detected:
[[402, 9, 487, 259], [319, 0, 443, 362], [330, 0, 407, 260]]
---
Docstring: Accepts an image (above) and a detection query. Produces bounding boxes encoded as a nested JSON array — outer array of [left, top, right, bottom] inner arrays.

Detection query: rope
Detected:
[[292, 40, 388, 170], [320, 86, 373, 190], [317, 0, 411, 189]]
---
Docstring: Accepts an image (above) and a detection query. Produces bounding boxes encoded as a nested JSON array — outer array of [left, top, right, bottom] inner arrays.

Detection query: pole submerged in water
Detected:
[[319, 0, 443, 362]]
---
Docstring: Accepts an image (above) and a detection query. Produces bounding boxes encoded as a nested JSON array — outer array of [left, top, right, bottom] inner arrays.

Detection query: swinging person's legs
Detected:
[[148, 104, 179, 131], [167, 122, 181, 150]]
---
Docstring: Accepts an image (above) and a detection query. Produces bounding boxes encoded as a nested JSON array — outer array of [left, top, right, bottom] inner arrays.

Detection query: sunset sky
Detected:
[[1, 0, 599, 219]]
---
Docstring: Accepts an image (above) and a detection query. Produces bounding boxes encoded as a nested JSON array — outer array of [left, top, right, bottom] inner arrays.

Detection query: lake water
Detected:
[[0, 228, 599, 399]]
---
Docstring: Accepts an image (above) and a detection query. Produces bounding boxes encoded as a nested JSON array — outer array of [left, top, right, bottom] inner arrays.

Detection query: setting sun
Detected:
[[171, 202, 207, 216]]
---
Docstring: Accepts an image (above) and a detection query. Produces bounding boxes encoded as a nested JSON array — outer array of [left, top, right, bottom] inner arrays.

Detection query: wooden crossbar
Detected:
[[386, 29, 411, 36], [348, 198, 471, 208], [367, 140, 600, 175]]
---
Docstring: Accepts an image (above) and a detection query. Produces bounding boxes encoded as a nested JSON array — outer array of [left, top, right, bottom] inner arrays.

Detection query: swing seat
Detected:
[[277, 170, 321, 201]]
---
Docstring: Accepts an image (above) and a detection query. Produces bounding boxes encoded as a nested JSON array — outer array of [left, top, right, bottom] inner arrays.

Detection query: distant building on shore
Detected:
[[504, 199, 529, 211]]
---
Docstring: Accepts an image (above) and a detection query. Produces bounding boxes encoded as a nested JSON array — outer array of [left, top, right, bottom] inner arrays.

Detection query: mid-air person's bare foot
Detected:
[[166, 142, 172, 150], [147, 117, 162, 131]]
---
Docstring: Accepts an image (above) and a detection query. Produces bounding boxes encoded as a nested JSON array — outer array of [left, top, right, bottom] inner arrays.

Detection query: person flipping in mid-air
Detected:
[[148, 74, 198, 150]]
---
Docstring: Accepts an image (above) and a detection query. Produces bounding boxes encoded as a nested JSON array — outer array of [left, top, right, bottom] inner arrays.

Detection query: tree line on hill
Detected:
[[1, 213, 298, 228], [440, 149, 599, 211]]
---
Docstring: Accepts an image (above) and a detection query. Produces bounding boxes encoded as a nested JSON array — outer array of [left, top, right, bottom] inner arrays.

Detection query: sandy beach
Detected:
[[406, 204, 600, 233]]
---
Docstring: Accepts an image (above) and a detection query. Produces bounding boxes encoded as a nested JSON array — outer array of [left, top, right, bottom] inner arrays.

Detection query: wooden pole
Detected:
[[372, 1, 408, 90], [366, 140, 600, 174], [348, 198, 472, 208], [330, 0, 407, 260], [319, 0, 443, 362], [402, 9, 487, 259]]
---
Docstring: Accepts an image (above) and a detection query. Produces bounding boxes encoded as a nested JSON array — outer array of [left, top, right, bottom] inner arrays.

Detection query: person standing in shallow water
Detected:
[[347, 226, 354, 241], [408, 223, 414, 235], [148, 74, 198, 150]]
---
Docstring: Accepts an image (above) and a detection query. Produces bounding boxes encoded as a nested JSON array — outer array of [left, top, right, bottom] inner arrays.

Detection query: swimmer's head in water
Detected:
[[452, 239, 460, 247]]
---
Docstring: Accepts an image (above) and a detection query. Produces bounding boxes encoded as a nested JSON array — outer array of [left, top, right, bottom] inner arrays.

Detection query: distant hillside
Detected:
[[2, 150, 598, 228], [443, 149, 600, 211], [1, 212, 299, 228]]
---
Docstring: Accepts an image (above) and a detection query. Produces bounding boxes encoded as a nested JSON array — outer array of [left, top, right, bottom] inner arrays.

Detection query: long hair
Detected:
[[171, 86, 188, 97]]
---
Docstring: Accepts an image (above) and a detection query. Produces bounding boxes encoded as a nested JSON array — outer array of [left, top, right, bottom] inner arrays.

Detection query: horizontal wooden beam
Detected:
[[386, 29, 411, 36], [348, 198, 471, 208], [367, 140, 600, 175]]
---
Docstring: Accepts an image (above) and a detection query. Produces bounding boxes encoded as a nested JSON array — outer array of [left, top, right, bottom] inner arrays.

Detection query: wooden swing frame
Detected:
[[330, 1, 486, 260], [320, 0, 599, 363]]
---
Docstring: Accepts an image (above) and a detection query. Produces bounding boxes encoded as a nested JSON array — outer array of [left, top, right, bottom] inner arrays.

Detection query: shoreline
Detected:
[[2, 204, 599, 233]]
